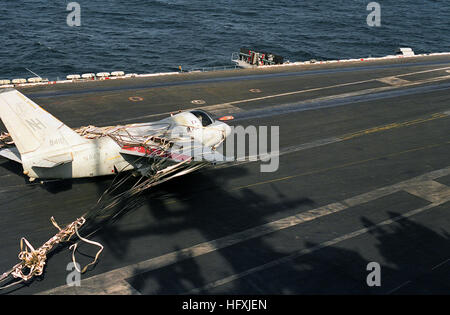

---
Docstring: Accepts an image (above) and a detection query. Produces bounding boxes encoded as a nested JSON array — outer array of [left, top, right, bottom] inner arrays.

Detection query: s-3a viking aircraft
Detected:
[[0, 88, 232, 182]]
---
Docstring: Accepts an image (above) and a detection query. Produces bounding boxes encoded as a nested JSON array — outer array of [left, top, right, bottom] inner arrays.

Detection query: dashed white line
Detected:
[[431, 258, 450, 271], [185, 202, 443, 294], [40, 166, 450, 295], [110, 66, 450, 124]]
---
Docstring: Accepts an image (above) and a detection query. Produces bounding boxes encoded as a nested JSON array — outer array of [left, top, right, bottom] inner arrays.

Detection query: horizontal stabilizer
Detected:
[[0, 147, 22, 164], [31, 152, 73, 168]]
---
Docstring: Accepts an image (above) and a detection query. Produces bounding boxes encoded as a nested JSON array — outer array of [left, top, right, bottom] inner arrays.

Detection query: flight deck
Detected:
[[0, 54, 449, 294]]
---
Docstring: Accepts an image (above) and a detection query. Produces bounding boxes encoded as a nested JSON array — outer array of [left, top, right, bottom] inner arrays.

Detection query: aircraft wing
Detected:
[[120, 145, 193, 163], [119, 144, 230, 177], [31, 152, 73, 168]]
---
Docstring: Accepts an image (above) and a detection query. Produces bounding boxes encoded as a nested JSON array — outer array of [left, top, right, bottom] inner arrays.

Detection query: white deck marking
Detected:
[[220, 66, 450, 108], [431, 258, 450, 271], [377, 76, 410, 86], [190, 99, 206, 105], [200, 103, 242, 115], [395, 66, 450, 78], [47, 280, 141, 295], [185, 201, 444, 294], [402, 180, 450, 203], [387, 257, 450, 294], [40, 166, 450, 295], [116, 103, 242, 123], [111, 66, 450, 124], [217, 112, 449, 170], [387, 281, 413, 294]]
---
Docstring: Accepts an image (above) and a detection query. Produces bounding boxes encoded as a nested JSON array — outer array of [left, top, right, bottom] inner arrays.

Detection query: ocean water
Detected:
[[0, 0, 449, 80]]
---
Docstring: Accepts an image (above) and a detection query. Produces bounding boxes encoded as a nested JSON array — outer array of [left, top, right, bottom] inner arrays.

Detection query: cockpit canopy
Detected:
[[190, 110, 215, 127]]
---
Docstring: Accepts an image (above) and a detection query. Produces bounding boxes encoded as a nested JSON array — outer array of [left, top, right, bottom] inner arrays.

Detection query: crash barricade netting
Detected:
[[1, 123, 176, 148], [0, 131, 13, 148], [0, 123, 212, 290]]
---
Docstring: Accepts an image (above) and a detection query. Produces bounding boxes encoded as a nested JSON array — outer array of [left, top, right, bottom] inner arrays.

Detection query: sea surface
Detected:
[[0, 0, 449, 80]]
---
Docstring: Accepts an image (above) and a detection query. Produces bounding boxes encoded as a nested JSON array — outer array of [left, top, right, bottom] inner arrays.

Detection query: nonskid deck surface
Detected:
[[0, 55, 449, 294]]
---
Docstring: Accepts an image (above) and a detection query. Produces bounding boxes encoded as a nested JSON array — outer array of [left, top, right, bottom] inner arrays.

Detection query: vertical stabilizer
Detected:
[[0, 88, 87, 157]]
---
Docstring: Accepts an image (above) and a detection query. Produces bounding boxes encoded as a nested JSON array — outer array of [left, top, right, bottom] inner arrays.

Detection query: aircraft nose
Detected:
[[219, 122, 232, 138], [224, 123, 232, 138]]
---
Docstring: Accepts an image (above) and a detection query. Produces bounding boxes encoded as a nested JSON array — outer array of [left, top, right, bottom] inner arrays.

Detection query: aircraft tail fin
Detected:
[[0, 88, 87, 157]]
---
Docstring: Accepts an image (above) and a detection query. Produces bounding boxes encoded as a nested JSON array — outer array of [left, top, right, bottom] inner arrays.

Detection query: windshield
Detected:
[[190, 110, 214, 127]]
